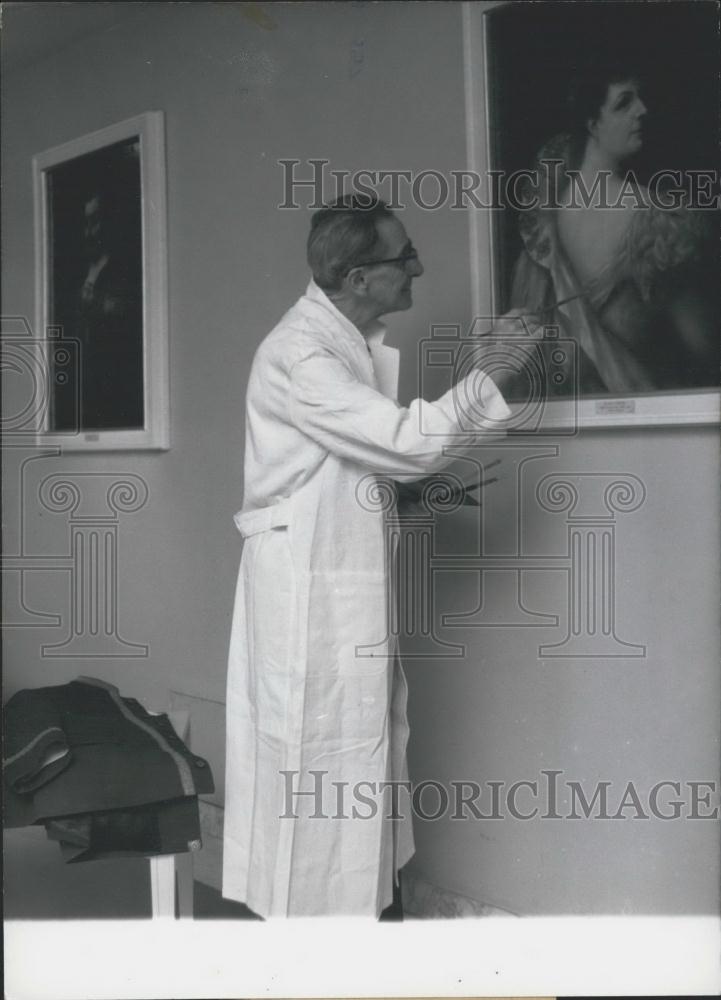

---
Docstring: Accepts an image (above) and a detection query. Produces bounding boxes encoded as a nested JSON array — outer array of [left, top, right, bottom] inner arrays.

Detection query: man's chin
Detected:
[[382, 292, 414, 316]]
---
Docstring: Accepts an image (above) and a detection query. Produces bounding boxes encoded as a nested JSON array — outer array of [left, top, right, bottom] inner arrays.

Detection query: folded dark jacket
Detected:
[[3, 677, 214, 829], [3, 687, 71, 793], [45, 797, 202, 863]]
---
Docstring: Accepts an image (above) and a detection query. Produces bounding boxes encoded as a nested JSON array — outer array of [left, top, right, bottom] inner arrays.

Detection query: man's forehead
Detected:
[[375, 215, 410, 252]]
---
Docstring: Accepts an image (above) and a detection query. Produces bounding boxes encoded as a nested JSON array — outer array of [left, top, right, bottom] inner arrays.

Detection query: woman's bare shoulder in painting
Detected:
[[511, 59, 718, 395]]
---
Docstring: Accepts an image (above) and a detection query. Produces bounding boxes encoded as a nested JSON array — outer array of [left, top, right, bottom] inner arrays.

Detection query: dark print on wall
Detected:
[[34, 111, 168, 450], [47, 138, 144, 431]]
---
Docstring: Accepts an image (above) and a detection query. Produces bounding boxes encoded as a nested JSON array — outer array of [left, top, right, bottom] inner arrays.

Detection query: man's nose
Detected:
[[636, 98, 648, 117], [408, 255, 424, 278]]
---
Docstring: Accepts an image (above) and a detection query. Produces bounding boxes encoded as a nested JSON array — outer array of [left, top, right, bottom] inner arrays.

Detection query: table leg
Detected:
[[149, 855, 175, 918], [175, 852, 194, 918]]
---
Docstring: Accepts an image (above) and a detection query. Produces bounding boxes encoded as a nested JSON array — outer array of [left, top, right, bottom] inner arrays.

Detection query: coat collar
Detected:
[[304, 279, 388, 348], [302, 279, 399, 401]]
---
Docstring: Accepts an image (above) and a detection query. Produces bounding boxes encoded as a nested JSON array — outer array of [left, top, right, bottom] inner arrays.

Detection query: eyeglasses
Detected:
[[345, 248, 419, 275]]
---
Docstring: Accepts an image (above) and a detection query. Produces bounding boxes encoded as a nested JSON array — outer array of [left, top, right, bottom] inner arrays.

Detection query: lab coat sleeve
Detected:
[[288, 350, 511, 477]]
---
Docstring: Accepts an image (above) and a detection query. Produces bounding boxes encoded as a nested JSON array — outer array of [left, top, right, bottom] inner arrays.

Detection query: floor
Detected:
[[193, 881, 259, 919], [4, 827, 402, 919], [4, 826, 257, 920]]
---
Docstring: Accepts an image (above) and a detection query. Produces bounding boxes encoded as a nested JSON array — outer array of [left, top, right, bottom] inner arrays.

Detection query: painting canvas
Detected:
[[471, 0, 720, 426]]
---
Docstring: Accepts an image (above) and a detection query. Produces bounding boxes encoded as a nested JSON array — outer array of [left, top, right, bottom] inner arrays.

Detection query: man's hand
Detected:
[[395, 480, 428, 518], [469, 308, 545, 398], [394, 465, 500, 518]]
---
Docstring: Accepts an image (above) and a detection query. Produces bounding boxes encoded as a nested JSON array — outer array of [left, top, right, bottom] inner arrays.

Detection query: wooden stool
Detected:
[[148, 708, 195, 919], [149, 852, 194, 918]]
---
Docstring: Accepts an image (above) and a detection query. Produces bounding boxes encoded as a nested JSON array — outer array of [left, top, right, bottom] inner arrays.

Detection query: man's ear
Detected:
[[345, 266, 368, 296], [586, 117, 598, 140]]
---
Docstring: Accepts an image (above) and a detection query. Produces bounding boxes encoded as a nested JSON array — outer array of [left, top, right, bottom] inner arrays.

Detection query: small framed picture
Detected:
[[33, 111, 169, 449]]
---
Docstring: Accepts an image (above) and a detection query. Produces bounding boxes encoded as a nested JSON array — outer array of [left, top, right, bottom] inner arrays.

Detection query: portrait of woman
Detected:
[[485, 1, 719, 400]]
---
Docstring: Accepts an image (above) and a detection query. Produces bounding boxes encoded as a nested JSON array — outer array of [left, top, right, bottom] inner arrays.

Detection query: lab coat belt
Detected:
[[233, 499, 293, 538]]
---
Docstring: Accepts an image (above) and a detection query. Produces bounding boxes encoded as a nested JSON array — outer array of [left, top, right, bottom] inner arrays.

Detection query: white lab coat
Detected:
[[222, 280, 510, 917]]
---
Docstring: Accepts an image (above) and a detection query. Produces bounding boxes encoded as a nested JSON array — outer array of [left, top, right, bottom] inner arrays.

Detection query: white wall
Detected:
[[3, 1, 719, 916], [2, 0, 471, 710], [405, 427, 720, 914]]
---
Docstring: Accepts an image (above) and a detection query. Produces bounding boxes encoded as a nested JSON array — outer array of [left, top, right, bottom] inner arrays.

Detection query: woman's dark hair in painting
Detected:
[[564, 49, 646, 166]]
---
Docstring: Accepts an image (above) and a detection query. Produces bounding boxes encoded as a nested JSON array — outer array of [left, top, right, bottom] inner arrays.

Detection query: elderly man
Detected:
[[222, 196, 513, 919]]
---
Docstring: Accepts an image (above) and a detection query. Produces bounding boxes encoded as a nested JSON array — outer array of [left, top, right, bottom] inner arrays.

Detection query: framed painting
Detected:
[[33, 111, 169, 449], [463, 0, 719, 428]]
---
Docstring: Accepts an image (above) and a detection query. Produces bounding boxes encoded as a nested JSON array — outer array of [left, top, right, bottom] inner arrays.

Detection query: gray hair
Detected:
[[307, 194, 394, 292]]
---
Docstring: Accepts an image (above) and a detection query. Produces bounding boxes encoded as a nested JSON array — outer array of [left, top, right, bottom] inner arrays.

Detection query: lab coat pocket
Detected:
[[307, 570, 390, 676]]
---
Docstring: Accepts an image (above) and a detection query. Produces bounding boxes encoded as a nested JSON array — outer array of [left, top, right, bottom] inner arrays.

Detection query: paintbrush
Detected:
[[469, 291, 587, 337]]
